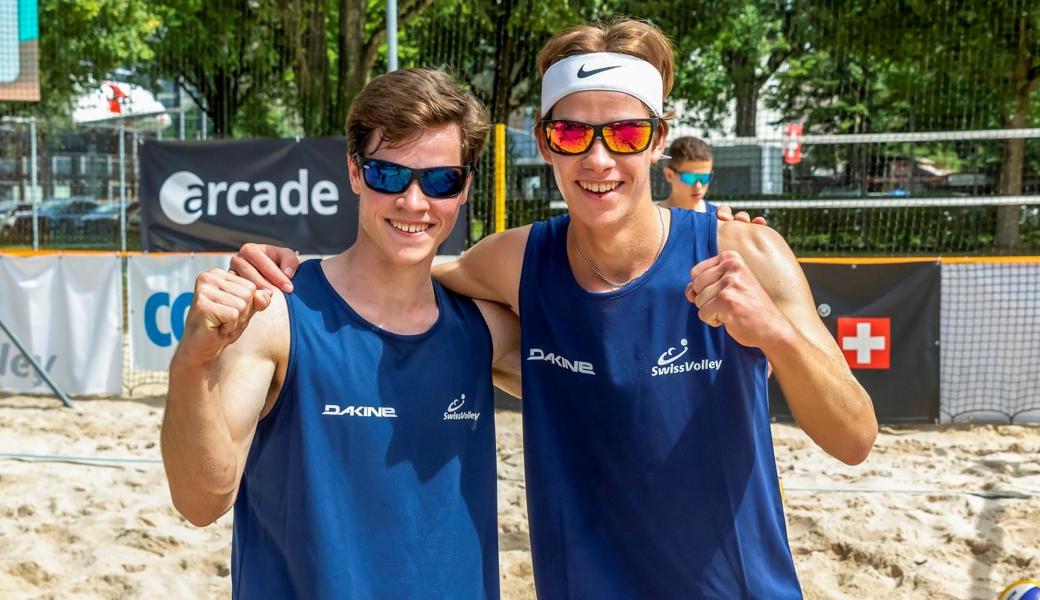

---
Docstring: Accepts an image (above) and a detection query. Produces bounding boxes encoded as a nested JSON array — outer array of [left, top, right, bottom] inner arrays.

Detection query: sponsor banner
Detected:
[[128, 254, 232, 371], [139, 138, 468, 255], [769, 261, 940, 423], [0, 254, 122, 395]]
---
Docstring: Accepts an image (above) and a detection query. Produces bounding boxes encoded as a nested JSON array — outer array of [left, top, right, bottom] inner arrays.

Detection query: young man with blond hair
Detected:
[[230, 19, 875, 598], [161, 68, 519, 599]]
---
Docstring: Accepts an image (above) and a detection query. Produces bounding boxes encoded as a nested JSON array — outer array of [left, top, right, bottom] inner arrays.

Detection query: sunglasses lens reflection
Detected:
[[364, 161, 410, 193], [678, 172, 712, 186], [420, 167, 466, 198], [548, 121, 595, 154], [603, 121, 653, 153]]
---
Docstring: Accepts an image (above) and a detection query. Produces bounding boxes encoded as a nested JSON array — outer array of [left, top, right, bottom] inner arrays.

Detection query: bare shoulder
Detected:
[[717, 219, 790, 258], [222, 288, 291, 368], [717, 220, 803, 298]]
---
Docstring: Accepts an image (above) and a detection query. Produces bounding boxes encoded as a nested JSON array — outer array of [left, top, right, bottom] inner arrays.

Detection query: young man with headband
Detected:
[[232, 19, 877, 599], [161, 68, 519, 599], [660, 135, 714, 211]]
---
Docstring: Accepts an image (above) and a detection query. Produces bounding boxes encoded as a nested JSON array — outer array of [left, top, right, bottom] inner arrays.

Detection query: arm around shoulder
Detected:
[[474, 299, 521, 399], [432, 225, 530, 313], [717, 221, 878, 465]]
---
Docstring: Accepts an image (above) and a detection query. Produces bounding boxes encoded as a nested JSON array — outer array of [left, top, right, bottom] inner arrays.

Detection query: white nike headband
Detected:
[[540, 52, 664, 117]]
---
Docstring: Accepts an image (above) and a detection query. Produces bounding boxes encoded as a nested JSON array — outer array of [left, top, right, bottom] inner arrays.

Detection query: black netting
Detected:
[[940, 262, 1040, 422]]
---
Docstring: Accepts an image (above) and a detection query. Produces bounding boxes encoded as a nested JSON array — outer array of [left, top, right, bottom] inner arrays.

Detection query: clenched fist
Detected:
[[686, 250, 791, 350], [177, 269, 273, 365]]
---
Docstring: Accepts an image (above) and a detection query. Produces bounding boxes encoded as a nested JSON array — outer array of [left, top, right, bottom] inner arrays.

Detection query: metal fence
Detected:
[[1, 0, 1037, 253]]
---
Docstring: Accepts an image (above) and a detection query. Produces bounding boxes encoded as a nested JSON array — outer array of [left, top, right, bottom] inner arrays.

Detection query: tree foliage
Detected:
[[6, 1, 1037, 147], [146, 0, 287, 137], [771, 0, 1039, 245], [400, 0, 594, 123], [0, 0, 160, 123]]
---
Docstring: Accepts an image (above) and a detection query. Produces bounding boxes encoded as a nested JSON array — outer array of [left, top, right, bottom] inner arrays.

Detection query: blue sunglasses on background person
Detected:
[[672, 170, 712, 186], [354, 154, 472, 199]]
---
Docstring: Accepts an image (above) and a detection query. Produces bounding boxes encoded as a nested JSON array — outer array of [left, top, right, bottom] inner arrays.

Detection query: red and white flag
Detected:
[[837, 317, 890, 370]]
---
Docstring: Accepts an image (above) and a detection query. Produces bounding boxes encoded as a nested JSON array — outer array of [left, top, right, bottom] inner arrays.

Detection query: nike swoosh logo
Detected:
[[577, 64, 622, 78]]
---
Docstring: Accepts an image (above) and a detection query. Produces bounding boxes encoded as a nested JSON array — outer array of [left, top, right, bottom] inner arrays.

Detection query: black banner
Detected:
[[140, 138, 468, 254], [769, 261, 941, 423]]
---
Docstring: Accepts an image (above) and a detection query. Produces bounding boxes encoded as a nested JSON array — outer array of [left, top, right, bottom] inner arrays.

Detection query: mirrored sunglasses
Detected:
[[354, 155, 471, 199], [541, 118, 659, 155], [674, 171, 712, 186]]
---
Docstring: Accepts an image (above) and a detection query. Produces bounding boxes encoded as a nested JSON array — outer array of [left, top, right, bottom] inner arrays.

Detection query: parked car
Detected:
[[1, 202, 40, 242], [80, 201, 140, 240], [6, 197, 99, 243]]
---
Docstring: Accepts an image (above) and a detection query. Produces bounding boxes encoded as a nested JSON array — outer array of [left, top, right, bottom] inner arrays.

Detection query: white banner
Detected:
[[0, 254, 123, 395], [129, 254, 231, 370]]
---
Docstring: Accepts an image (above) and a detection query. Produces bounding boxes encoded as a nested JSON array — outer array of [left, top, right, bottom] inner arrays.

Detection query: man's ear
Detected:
[[650, 121, 669, 162], [458, 173, 472, 206], [662, 166, 676, 185], [536, 128, 553, 165], [347, 155, 362, 195]]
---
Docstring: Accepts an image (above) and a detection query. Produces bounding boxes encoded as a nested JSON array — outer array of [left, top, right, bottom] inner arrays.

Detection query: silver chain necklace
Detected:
[[573, 207, 666, 289]]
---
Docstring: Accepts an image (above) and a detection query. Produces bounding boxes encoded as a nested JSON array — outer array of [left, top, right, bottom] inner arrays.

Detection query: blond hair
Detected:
[[346, 68, 490, 165]]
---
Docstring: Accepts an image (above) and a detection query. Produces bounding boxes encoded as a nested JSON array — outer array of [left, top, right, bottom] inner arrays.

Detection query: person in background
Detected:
[[660, 135, 714, 211]]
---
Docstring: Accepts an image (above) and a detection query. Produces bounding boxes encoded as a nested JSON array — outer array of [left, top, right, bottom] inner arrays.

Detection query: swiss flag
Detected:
[[837, 317, 890, 370]]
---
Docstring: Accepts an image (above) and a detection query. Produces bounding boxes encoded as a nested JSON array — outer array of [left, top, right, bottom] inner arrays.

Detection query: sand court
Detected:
[[0, 395, 1037, 599]]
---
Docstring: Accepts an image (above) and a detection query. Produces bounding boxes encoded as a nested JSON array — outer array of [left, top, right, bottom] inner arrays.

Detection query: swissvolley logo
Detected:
[[443, 393, 479, 422], [158, 169, 340, 226], [651, 338, 723, 377]]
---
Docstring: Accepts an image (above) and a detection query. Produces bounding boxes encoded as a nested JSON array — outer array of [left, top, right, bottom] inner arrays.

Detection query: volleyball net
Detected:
[[711, 128, 1040, 256]]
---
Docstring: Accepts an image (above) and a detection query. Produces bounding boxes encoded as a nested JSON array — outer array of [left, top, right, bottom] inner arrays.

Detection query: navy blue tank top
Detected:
[[232, 259, 499, 599], [519, 207, 801, 599]]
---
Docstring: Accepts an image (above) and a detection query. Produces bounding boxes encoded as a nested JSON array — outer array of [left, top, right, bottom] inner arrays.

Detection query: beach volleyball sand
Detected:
[[0, 395, 1037, 599]]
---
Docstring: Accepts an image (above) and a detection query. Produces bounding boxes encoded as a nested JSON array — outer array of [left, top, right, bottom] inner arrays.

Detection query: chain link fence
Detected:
[[0, 1, 1038, 407]]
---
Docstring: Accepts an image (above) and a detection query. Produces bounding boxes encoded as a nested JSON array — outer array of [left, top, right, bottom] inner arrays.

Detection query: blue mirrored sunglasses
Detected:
[[354, 155, 471, 199], [675, 171, 712, 186]]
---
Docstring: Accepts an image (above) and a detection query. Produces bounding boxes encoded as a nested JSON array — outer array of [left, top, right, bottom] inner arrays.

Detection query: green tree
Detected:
[[774, 0, 1040, 247], [1, 0, 159, 121], [401, 0, 593, 124], [148, 0, 286, 137], [274, 0, 438, 136], [619, 1, 808, 136]]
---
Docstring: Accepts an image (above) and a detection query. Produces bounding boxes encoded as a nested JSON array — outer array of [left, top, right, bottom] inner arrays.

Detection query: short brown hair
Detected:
[[537, 19, 675, 118], [667, 136, 713, 164], [346, 68, 490, 165]]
